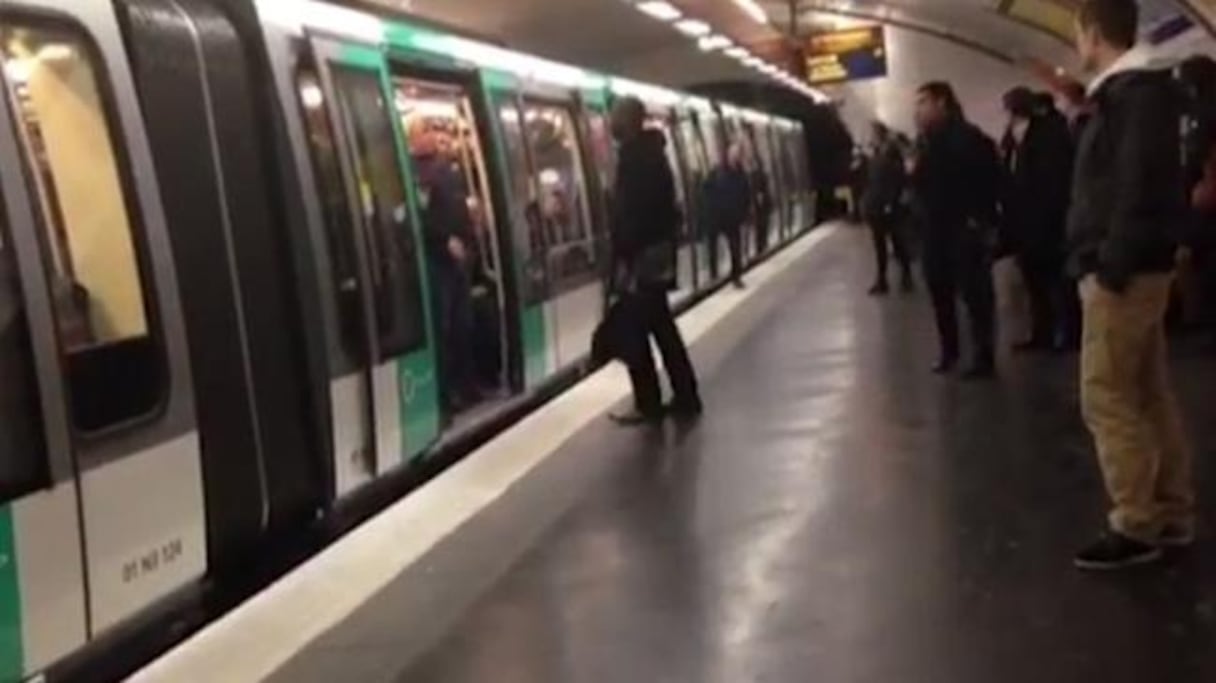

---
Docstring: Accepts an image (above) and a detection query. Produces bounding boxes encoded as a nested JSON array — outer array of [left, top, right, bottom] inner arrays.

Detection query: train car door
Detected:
[[674, 108, 711, 290], [482, 84, 553, 387], [305, 36, 439, 488], [0, 4, 207, 674], [387, 70, 511, 423], [519, 94, 603, 371]]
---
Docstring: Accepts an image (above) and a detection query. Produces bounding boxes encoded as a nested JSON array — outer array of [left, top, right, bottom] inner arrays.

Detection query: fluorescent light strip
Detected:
[[732, 0, 769, 24], [697, 35, 733, 51], [636, 0, 682, 21], [610, 76, 683, 106], [725, 46, 749, 59], [674, 18, 711, 36]]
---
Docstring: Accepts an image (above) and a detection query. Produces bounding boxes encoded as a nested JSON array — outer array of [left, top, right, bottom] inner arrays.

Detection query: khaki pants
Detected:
[[1079, 273, 1193, 542]]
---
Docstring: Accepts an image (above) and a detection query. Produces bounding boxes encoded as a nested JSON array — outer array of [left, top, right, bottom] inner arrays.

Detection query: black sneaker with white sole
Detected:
[[1074, 532, 1163, 571]]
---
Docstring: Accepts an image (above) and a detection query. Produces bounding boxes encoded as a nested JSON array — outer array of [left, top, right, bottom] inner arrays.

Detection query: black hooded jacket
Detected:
[[912, 115, 1002, 240], [611, 128, 678, 266], [1066, 68, 1184, 289]]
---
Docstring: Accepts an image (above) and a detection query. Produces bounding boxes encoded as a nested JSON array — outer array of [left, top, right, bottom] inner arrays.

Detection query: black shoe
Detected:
[[732, 278, 745, 290], [610, 410, 664, 426], [1159, 523, 1195, 548], [1074, 532, 1163, 571], [666, 398, 704, 420], [931, 357, 957, 374], [868, 281, 890, 296], [961, 361, 996, 380]]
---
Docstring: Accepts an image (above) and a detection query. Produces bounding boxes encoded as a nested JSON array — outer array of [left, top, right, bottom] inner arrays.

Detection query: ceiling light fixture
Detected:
[[636, 1, 682, 21], [674, 18, 711, 36], [731, 0, 768, 24], [697, 35, 733, 51], [724, 46, 749, 59]]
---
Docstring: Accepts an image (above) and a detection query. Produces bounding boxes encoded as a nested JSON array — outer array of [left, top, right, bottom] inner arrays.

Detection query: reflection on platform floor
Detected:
[[318, 228, 1216, 682]]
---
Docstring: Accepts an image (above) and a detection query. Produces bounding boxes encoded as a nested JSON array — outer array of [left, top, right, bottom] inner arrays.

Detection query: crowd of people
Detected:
[[849, 0, 1210, 571], [602, 0, 1211, 572]]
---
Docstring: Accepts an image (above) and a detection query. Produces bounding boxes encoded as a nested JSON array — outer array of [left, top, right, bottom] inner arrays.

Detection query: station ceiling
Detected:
[[363, 0, 1198, 93]]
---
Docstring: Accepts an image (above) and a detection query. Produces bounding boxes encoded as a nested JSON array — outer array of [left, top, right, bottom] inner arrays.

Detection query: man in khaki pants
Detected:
[[1068, 0, 1194, 570]]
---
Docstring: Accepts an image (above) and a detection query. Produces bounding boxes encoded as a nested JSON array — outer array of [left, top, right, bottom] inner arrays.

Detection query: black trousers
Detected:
[[923, 234, 996, 365], [1016, 249, 1063, 345], [621, 287, 700, 415], [710, 224, 743, 282], [868, 209, 911, 282], [434, 265, 477, 409]]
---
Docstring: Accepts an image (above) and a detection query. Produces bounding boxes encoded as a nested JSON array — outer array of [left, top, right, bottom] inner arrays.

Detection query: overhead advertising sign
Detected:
[[804, 26, 887, 85]]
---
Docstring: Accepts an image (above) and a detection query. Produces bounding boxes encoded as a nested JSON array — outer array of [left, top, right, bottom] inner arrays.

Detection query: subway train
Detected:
[[0, 0, 815, 680]]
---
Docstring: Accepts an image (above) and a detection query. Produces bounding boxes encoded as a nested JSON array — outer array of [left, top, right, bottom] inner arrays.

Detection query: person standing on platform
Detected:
[[705, 141, 752, 288], [863, 121, 914, 294], [1068, 0, 1194, 570], [608, 96, 702, 426], [1000, 87, 1075, 351], [912, 81, 1002, 378]]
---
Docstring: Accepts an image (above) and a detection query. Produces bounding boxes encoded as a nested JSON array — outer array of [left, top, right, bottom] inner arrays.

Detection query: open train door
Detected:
[[304, 34, 441, 494]]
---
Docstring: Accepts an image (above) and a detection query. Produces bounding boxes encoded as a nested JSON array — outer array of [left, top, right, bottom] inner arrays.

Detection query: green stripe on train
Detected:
[[0, 507, 21, 681]]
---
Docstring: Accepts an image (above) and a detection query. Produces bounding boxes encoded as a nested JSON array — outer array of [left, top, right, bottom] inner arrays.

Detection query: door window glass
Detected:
[[521, 100, 595, 294], [2, 21, 165, 433], [296, 65, 365, 370], [495, 99, 546, 305], [330, 65, 426, 358]]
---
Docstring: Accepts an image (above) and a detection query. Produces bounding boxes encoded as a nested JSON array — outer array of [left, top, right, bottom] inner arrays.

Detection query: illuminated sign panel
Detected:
[[804, 26, 887, 85]]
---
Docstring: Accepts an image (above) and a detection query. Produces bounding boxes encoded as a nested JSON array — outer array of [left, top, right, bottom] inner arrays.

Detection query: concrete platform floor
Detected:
[[326, 227, 1216, 682]]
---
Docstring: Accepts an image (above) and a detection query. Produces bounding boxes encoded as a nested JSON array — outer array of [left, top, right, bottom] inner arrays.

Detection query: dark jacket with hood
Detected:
[[1002, 108, 1074, 257], [414, 152, 475, 273], [863, 138, 906, 218], [912, 114, 1003, 242], [612, 128, 678, 267], [1067, 53, 1184, 290]]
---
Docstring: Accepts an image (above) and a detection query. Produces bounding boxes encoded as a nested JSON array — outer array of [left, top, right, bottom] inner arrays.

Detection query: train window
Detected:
[[0, 226, 48, 500], [329, 65, 426, 358], [1, 21, 165, 434], [296, 65, 365, 368], [521, 101, 595, 293], [495, 99, 546, 305]]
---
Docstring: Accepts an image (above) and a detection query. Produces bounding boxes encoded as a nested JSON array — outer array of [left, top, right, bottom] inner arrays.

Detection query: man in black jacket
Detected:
[[863, 121, 913, 294], [1001, 87, 1075, 351], [412, 121, 479, 413], [609, 96, 701, 425], [1068, 0, 1193, 571], [912, 81, 1001, 378]]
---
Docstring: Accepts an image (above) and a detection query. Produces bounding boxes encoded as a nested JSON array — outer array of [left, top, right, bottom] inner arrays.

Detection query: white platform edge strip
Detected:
[[128, 226, 835, 683]]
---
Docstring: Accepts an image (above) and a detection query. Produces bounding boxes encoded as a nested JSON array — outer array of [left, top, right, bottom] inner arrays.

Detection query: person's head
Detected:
[[1059, 79, 1087, 115], [610, 96, 646, 142], [408, 117, 439, 157], [915, 81, 961, 131], [1033, 91, 1057, 114], [1075, 0, 1139, 74], [1002, 86, 1036, 123], [871, 121, 890, 144]]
